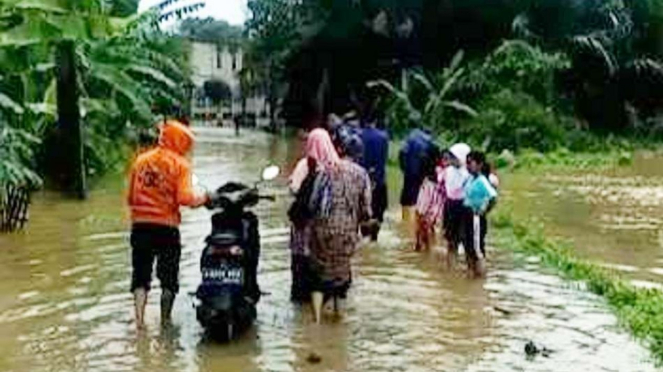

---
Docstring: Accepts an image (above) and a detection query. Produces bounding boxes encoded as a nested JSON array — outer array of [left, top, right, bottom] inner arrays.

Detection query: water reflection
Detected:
[[0, 128, 658, 371]]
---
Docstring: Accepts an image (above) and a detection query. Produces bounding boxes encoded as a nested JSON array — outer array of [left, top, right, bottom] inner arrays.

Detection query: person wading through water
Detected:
[[305, 129, 372, 323], [361, 115, 389, 241], [442, 143, 471, 268], [399, 127, 436, 235], [127, 120, 210, 329], [462, 151, 498, 277]]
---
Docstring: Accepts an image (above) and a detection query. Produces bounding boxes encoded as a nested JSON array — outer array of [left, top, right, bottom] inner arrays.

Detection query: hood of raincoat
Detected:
[[158, 120, 194, 155]]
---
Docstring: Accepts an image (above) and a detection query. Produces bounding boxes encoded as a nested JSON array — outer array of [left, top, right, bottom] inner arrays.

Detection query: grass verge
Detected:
[[490, 209, 663, 364]]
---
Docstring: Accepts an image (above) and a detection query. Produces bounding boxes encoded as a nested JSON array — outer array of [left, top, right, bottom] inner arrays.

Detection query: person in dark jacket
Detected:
[[398, 127, 437, 225], [361, 118, 389, 241]]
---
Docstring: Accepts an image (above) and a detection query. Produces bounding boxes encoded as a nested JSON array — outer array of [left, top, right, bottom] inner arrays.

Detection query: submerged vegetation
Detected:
[[491, 208, 663, 364]]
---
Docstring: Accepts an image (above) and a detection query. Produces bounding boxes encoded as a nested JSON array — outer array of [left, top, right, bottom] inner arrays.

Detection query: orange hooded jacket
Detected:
[[128, 120, 208, 227]]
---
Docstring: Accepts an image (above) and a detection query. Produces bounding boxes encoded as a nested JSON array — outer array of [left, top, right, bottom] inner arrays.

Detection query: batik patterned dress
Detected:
[[310, 160, 372, 296]]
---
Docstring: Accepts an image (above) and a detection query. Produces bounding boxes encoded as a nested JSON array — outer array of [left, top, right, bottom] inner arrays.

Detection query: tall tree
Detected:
[[179, 17, 243, 49]]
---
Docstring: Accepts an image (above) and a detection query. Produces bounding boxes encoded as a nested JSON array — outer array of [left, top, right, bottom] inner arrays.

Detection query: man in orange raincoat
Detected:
[[127, 120, 209, 329]]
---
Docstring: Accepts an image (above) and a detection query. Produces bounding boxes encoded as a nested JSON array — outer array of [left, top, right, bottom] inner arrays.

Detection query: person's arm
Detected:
[[127, 166, 137, 206], [481, 177, 498, 215], [484, 197, 497, 215], [177, 163, 209, 208], [360, 171, 373, 222]]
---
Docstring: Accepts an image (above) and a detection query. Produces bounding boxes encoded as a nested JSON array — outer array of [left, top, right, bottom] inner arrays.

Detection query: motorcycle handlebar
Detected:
[[206, 189, 276, 210]]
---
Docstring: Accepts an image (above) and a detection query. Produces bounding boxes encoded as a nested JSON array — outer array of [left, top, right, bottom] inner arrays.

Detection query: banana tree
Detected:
[[368, 50, 476, 134], [0, 0, 202, 198]]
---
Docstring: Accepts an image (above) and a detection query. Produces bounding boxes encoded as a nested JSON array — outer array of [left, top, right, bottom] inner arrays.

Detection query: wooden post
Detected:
[[55, 40, 86, 199]]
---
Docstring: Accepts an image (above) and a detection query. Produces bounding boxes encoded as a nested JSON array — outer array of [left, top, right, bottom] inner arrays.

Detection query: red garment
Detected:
[[128, 120, 208, 227]]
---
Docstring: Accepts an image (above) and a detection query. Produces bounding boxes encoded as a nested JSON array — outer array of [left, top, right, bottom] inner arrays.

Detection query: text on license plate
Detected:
[[202, 267, 243, 284]]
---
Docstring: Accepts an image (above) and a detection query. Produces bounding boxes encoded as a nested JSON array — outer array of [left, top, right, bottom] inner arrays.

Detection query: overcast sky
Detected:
[[139, 0, 248, 25]]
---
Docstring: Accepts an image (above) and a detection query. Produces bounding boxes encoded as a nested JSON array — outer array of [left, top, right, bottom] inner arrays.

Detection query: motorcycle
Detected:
[[193, 165, 280, 340]]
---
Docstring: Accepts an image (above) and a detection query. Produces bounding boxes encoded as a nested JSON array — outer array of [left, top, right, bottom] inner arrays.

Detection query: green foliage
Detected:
[[0, 0, 196, 187], [369, 51, 477, 135], [109, 0, 140, 17], [244, 0, 330, 108], [461, 89, 567, 152], [491, 209, 663, 364], [0, 121, 41, 187], [463, 40, 570, 105], [178, 17, 243, 51], [375, 41, 576, 152], [507, 148, 632, 171]]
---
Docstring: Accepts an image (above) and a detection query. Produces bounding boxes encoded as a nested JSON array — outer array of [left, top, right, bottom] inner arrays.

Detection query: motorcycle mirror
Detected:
[[261, 165, 280, 182], [192, 173, 208, 193]]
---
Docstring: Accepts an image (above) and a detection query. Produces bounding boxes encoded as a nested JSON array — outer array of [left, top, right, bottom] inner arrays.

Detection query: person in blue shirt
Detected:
[[361, 117, 389, 240], [399, 127, 437, 224], [462, 151, 498, 277]]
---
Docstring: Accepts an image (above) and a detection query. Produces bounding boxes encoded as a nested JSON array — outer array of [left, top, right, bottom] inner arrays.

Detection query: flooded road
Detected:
[[507, 152, 663, 287], [0, 128, 658, 371]]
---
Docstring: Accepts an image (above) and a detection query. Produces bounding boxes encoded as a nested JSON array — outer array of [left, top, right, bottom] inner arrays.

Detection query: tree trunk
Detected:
[[54, 41, 86, 199]]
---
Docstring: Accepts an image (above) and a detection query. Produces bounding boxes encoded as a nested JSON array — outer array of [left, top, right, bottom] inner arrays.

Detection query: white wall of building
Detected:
[[190, 42, 243, 93], [189, 41, 268, 125]]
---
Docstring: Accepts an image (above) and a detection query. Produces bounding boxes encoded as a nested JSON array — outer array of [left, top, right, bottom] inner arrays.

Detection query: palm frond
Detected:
[[442, 100, 478, 117], [448, 50, 465, 73], [0, 92, 23, 114], [410, 71, 434, 94], [571, 35, 618, 76], [127, 64, 176, 88], [89, 62, 152, 119]]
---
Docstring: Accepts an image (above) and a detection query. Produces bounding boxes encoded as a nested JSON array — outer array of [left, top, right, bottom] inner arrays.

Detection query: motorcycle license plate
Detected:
[[202, 266, 243, 285]]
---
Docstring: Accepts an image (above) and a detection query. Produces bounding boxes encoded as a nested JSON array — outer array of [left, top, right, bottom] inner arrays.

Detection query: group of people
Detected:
[[124, 113, 497, 329], [399, 128, 499, 277], [287, 112, 389, 323]]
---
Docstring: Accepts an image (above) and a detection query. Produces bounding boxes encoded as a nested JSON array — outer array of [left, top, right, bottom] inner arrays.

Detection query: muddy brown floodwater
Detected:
[[507, 152, 663, 288], [0, 128, 658, 371]]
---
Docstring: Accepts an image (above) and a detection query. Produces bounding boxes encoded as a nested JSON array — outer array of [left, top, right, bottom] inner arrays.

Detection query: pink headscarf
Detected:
[[306, 128, 340, 169], [288, 129, 340, 193]]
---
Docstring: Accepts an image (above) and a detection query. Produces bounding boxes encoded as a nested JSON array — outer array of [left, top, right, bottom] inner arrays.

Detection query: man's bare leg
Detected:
[[134, 288, 148, 330], [160, 289, 176, 326]]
